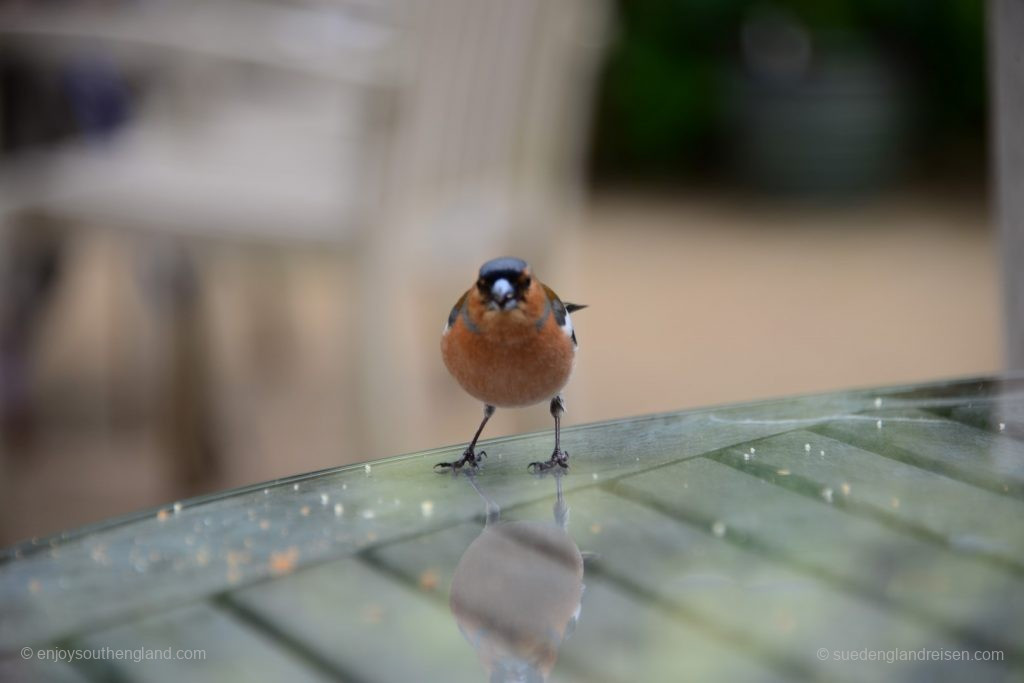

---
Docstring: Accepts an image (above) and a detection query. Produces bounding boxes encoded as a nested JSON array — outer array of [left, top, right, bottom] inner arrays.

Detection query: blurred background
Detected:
[[0, 0, 999, 545]]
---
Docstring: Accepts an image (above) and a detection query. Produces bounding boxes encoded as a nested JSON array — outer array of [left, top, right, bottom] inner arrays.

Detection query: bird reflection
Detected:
[[450, 473, 583, 682]]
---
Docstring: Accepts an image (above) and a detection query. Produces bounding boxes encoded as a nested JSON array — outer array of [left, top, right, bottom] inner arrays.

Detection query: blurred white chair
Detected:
[[0, 0, 610, 466], [0, 0, 405, 482], [0, 0, 399, 241], [357, 0, 610, 455]]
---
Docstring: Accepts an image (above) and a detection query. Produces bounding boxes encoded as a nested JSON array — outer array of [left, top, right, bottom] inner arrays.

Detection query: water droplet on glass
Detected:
[[293, 484, 300, 491], [999, 422, 1006, 432], [300, 506, 311, 517], [334, 503, 344, 516], [821, 487, 834, 503], [819, 449, 825, 457], [840, 482, 852, 496], [749, 447, 756, 454], [173, 502, 183, 513], [361, 509, 376, 520], [743, 452, 751, 461], [365, 464, 372, 474], [263, 488, 270, 495], [804, 443, 811, 452], [711, 521, 727, 538], [421, 500, 434, 517], [591, 473, 599, 480], [874, 397, 883, 408], [876, 420, 883, 429], [320, 494, 330, 505]]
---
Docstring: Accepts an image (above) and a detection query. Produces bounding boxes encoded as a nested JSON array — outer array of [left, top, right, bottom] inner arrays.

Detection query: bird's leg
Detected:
[[553, 470, 569, 529], [464, 470, 501, 525], [529, 396, 569, 472], [435, 404, 495, 471]]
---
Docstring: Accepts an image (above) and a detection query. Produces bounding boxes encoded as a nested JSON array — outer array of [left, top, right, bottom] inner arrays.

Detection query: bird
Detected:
[[449, 472, 584, 682], [437, 257, 586, 472]]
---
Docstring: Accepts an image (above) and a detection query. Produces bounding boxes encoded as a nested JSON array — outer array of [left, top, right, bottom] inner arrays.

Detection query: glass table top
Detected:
[[2, 376, 1023, 682]]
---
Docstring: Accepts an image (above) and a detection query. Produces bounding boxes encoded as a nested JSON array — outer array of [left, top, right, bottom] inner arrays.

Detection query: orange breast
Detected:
[[442, 309, 575, 408]]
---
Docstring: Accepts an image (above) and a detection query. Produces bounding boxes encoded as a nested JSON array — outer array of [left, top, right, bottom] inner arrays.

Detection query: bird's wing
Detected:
[[542, 285, 587, 316], [542, 285, 583, 347], [444, 291, 469, 332]]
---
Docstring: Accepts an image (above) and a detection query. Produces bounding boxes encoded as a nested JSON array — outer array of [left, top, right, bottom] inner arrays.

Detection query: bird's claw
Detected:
[[434, 448, 485, 472], [528, 449, 570, 473]]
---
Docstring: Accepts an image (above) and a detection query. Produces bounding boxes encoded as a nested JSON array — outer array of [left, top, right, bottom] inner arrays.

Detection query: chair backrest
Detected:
[[378, 0, 609, 266], [351, 0, 611, 457], [0, 0, 403, 243]]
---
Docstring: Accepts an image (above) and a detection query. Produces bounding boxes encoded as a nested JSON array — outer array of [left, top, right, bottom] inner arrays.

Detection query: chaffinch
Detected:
[[449, 472, 583, 681], [437, 257, 585, 472]]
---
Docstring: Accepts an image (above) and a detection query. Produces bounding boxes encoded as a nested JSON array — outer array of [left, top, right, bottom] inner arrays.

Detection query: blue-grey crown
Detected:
[[478, 257, 529, 283]]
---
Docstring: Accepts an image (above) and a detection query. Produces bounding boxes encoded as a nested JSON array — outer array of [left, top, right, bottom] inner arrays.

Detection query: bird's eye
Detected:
[[521, 277, 531, 288]]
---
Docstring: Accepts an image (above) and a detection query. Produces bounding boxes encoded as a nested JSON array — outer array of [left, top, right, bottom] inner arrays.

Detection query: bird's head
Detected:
[[476, 257, 534, 312]]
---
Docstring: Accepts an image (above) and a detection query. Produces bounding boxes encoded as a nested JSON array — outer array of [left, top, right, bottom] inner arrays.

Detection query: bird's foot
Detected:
[[434, 447, 486, 472], [528, 449, 569, 473]]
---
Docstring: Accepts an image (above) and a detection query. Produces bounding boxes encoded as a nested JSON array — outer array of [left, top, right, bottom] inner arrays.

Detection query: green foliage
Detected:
[[590, 0, 986, 180]]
